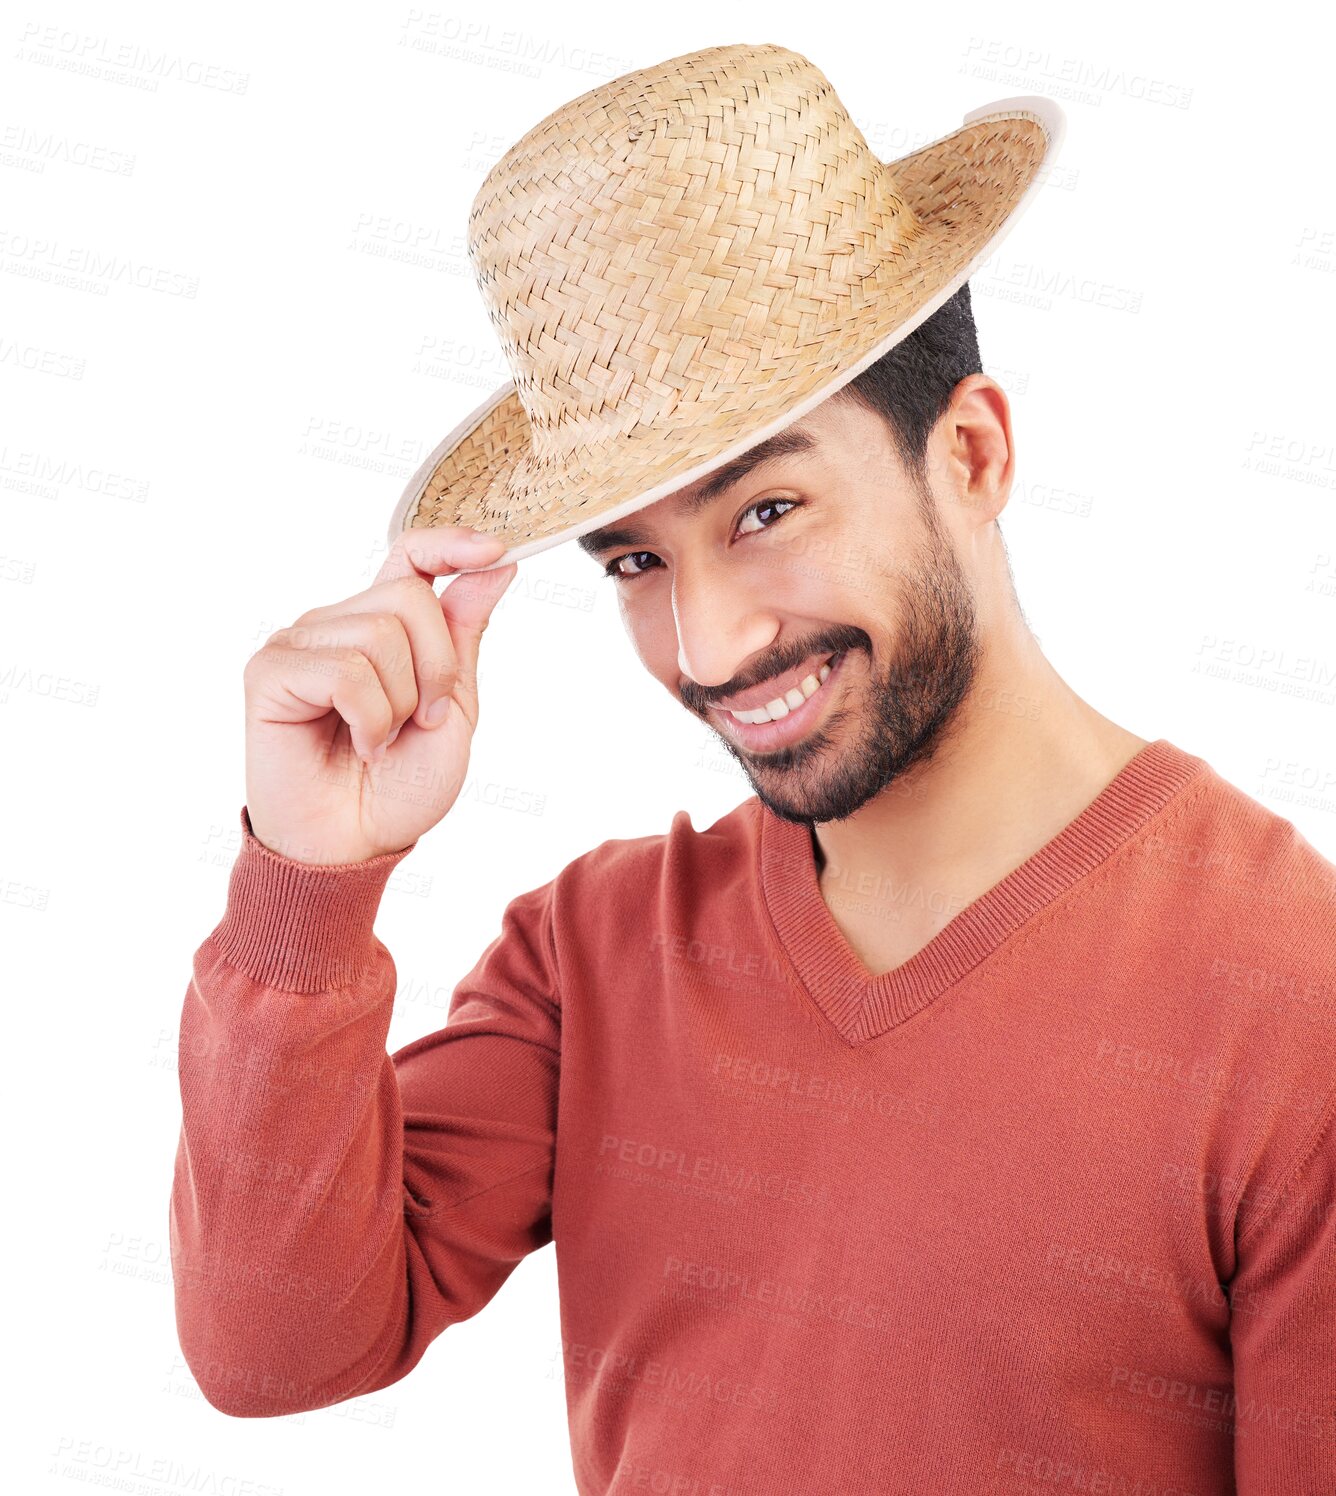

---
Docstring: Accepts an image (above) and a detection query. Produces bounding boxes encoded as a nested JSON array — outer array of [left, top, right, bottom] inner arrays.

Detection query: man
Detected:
[[170, 43, 1336, 1496]]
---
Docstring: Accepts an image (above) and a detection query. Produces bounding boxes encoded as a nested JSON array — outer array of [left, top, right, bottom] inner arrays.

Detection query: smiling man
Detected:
[[171, 43, 1336, 1496], [172, 282, 1336, 1494]]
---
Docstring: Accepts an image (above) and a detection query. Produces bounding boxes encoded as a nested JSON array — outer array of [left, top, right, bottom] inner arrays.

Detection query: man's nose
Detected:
[[672, 561, 779, 690]]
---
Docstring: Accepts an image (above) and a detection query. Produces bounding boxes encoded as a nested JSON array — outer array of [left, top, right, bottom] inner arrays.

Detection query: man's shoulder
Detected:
[[551, 795, 761, 907], [1142, 743, 1336, 973], [1152, 748, 1336, 895]]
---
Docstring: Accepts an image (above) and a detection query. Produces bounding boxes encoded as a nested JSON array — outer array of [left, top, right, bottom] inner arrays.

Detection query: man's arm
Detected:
[[1228, 1089, 1336, 1487], [169, 805, 560, 1417]]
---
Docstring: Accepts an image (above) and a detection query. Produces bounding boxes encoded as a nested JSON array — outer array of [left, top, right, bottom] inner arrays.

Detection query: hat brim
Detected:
[[387, 94, 1065, 573]]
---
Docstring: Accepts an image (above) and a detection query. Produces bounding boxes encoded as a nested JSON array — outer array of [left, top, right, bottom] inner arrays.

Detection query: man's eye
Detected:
[[602, 551, 658, 581], [601, 498, 798, 583], [737, 497, 798, 536]]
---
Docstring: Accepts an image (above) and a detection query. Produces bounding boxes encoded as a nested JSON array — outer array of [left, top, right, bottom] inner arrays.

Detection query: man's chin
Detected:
[[713, 725, 828, 772]]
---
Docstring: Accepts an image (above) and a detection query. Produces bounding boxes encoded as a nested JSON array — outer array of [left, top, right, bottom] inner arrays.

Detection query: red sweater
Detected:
[[170, 737, 1336, 1492]]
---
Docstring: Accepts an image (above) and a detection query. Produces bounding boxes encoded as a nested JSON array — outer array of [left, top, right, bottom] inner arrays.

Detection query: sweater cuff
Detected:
[[209, 805, 419, 993]]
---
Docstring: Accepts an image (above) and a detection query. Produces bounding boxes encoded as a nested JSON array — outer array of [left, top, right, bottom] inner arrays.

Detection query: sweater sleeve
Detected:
[[169, 805, 561, 1417], [1227, 1090, 1336, 1488]]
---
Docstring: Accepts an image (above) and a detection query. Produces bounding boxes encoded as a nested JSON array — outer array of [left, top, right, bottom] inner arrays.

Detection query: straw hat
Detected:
[[387, 41, 1065, 570]]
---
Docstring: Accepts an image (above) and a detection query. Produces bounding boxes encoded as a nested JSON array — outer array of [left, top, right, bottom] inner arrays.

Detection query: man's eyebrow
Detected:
[[575, 423, 820, 558]]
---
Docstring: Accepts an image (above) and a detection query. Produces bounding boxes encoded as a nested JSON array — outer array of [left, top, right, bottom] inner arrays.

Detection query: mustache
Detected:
[[682, 626, 869, 712]]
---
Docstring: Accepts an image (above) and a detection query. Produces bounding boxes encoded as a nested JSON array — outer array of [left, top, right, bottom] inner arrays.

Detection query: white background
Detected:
[[5, 1, 1335, 1491]]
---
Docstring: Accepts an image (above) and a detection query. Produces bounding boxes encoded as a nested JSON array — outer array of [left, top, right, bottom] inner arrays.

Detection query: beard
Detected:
[[704, 508, 982, 827]]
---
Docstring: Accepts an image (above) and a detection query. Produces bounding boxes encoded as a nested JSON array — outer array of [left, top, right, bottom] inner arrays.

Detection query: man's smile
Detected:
[[708, 650, 849, 752]]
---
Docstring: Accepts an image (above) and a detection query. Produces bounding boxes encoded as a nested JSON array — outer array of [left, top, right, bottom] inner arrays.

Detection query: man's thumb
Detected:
[[437, 561, 518, 715]]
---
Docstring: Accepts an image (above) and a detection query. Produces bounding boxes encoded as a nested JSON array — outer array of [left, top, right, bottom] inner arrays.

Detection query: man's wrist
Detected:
[[206, 805, 416, 992]]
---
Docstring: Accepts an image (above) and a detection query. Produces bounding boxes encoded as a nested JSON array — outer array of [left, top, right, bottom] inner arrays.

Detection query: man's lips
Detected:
[[707, 650, 843, 715], [706, 650, 849, 751]]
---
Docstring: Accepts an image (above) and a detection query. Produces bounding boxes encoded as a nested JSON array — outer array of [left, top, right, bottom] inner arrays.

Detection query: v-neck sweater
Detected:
[[169, 738, 1336, 1493], [761, 737, 1211, 1045]]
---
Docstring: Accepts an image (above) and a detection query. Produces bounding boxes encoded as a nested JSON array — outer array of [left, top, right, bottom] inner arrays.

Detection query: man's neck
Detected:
[[809, 631, 1149, 952]]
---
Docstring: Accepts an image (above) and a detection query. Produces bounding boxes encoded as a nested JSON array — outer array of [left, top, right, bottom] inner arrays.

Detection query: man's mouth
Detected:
[[706, 648, 849, 754], [715, 650, 842, 724]]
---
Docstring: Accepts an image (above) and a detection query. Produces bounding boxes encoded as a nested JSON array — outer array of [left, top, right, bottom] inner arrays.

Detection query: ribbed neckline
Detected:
[[757, 737, 1207, 1046]]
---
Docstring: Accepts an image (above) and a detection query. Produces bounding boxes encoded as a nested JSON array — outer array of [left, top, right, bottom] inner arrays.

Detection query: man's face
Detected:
[[577, 393, 985, 826]]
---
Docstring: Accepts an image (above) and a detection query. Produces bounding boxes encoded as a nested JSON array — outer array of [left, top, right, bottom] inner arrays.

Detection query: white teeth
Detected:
[[728, 655, 837, 725]]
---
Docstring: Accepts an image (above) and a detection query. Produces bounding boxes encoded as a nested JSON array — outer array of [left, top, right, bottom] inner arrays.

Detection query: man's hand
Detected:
[[242, 527, 516, 865]]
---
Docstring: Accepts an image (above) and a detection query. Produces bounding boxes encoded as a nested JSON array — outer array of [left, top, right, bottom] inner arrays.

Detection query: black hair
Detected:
[[831, 280, 982, 497]]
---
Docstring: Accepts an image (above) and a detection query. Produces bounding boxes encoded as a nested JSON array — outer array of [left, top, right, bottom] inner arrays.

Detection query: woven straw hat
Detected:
[[387, 41, 1065, 570]]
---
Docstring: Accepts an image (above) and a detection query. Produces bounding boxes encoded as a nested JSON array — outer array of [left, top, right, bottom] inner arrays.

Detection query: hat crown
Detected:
[[466, 42, 920, 464]]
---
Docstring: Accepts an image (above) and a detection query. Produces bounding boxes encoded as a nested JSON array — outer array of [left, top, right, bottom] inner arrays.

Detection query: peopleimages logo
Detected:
[[1107, 1363, 1336, 1441], [0, 229, 199, 298], [562, 1339, 781, 1414], [17, 24, 249, 94], [595, 1133, 832, 1208], [661, 1254, 898, 1334]]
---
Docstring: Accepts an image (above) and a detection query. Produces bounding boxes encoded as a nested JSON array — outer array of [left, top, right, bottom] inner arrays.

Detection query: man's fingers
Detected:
[[375, 525, 508, 586], [290, 580, 459, 734], [265, 525, 514, 746], [245, 642, 394, 766], [265, 614, 422, 750], [438, 561, 519, 728]]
